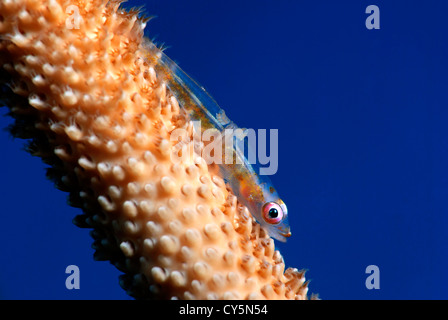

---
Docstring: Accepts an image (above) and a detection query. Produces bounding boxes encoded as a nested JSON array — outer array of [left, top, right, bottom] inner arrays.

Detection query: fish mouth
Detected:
[[272, 229, 291, 242], [277, 225, 291, 238], [269, 226, 291, 242], [280, 231, 292, 238]]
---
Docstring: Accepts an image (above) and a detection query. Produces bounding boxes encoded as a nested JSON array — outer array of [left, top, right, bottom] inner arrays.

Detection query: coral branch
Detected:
[[0, 0, 310, 299]]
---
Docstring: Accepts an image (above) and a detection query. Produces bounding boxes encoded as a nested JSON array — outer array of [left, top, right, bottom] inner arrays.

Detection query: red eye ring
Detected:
[[262, 202, 284, 224]]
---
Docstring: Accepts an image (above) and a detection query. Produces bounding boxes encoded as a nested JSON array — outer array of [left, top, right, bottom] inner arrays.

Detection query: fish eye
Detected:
[[262, 202, 284, 224]]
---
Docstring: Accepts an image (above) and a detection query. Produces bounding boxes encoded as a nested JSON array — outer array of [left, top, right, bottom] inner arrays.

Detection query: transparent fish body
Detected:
[[142, 41, 291, 242]]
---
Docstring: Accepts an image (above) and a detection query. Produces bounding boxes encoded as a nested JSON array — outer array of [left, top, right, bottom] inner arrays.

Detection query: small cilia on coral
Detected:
[[141, 40, 291, 242]]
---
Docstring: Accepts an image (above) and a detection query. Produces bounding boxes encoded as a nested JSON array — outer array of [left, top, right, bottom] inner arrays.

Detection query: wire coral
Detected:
[[0, 0, 310, 299]]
